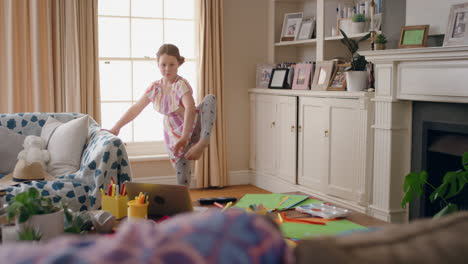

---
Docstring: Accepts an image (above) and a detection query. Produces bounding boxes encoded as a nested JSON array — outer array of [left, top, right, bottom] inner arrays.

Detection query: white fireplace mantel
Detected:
[[361, 46, 468, 223]]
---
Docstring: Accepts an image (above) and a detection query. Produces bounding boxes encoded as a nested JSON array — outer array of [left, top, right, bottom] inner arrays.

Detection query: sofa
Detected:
[[0, 113, 131, 212], [295, 210, 468, 264]]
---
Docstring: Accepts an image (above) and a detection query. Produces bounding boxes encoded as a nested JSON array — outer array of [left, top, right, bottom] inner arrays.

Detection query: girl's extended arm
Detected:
[[108, 95, 151, 136], [173, 93, 196, 155]]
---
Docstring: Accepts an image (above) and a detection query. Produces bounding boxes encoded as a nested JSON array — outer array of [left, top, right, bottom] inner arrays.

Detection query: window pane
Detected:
[[98, 0, 129, 16], [133, 106, 164, 142], [99, 60, 132, 101], [131, 0, 163, 18], [178, 61, 197, 101], [164, 20, 195, 58], [164, 0, 194, 19], [131, 18, 163, 58], [100, 103, 133, 142], [133, 60, 162, 101], [99, 17, 130, 58]]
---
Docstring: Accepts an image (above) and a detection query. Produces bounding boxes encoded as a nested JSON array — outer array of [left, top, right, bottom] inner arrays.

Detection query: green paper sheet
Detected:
[[280, 220, 368, 240], [233, 193, 319, 210]]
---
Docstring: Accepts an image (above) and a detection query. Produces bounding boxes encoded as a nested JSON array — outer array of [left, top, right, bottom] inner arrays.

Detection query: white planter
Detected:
[[18, 209, 64, 241], [346, 71, 369, 92], [350, 22, 365, 34], [339, 19, 352, 35]]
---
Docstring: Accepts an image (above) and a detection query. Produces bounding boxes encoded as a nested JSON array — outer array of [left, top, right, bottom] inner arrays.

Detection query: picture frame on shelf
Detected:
[[292, 63, 313, 90], [256, 64, 275, 88], [328, 63, 350, 91], [268, 68, 290, 89], [281, 12, 303, 42], [311, 61, 335, 91], [398, 25, 429, 48], [297, 18, 316, 40], [443, 3, 468, 46]]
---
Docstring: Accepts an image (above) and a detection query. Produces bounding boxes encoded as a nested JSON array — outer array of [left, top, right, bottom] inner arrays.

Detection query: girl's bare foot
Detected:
[[185, 139, 209, 160]]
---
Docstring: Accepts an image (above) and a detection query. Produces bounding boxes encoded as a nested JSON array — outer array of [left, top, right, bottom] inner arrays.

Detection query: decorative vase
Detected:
[[375, 43, 386, 50], [350, 22, 365, 34], [18, 209, 64, 241], [346, 71, 369, 92]]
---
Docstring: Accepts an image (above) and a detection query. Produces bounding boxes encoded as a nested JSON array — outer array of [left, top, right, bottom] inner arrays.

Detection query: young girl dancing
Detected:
[[107, 44, 216, 187]]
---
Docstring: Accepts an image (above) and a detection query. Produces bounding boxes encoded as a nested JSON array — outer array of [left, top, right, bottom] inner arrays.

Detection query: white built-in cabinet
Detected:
[[250, 89, 374, 210], [251, 94, 297, 184]]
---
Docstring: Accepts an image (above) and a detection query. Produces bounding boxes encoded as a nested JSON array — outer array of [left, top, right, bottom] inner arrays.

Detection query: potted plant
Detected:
[[401, 152, 468, 219], [351, 14, 367, 34], [375, 34, 387, 50], [7, 188, 64, 241], [340, 29, 371, 91]]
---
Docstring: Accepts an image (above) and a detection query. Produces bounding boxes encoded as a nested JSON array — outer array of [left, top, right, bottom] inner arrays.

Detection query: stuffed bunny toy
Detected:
[[17, 135, 50, 169]]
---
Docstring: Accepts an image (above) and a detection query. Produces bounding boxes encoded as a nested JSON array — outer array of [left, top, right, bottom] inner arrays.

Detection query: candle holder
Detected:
[[370, 0, 376, 50]]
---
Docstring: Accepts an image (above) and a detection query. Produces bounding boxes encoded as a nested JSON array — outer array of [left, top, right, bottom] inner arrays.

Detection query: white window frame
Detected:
[[98, 1, 199, 159]]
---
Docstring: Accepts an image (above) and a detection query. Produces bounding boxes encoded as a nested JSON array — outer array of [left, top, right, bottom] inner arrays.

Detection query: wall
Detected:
[[130, 0, 269, 181], [406, 0, 467, 35], [223, 0, 269, 172]]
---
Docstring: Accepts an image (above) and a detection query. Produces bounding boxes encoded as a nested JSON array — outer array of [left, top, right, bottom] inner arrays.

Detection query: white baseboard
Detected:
[[132, 175, 198, 188], [131, 170, 252, 188], [228, 170, 252, 185]]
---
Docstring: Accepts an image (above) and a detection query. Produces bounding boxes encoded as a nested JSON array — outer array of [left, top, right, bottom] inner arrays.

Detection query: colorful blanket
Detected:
[[0, 209, 294, 264]]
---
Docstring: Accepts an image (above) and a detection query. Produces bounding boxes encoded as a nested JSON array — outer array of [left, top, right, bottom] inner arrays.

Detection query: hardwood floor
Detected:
[[189, 184, 389, 227]]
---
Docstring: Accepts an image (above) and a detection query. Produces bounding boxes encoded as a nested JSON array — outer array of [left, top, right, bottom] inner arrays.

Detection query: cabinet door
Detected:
[[297, 97, 328, 191], [276, 96, 297, 184], [255, 94, 277, 176], [324, 98, 362, 202]]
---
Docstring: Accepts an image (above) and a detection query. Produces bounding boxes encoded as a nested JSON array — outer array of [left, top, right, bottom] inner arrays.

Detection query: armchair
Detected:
[[0, 113, 132, 212]]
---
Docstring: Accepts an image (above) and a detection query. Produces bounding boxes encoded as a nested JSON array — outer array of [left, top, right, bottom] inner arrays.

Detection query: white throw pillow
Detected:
[[0, 127, 27, 174], [40, 116, 89, 177]]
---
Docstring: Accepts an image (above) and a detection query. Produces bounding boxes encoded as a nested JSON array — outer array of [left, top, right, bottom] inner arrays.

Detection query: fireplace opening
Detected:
[[423, 129, 468, 218], [410, 102, 468, 220]]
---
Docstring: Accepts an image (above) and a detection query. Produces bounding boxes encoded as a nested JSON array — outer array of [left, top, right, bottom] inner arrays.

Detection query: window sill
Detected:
[[129, 154, 170, 162]]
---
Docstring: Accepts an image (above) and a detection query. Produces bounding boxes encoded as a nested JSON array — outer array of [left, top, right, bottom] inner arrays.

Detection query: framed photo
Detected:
[[292, 63, 313, 90], [311, 61, 335, 91], [328, 63, 350, 91], [444, 3, 468, 46], [398, 25, 429, 48], [268, 68, 290, 89], [281, 12, 303, 42], [297, 18, 315, 40], [256, 64, 275, 88]]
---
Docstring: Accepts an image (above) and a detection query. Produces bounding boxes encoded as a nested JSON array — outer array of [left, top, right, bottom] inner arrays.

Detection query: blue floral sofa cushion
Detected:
[[0, 113, 132, 212]]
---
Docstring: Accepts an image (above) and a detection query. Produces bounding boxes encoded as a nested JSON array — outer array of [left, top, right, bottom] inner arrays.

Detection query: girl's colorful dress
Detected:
[[145, 76, 198, 166]]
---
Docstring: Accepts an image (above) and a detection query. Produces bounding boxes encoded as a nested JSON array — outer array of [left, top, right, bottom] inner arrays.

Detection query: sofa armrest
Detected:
[[295, 211, 468, 264], [79, 128, 132, 189]]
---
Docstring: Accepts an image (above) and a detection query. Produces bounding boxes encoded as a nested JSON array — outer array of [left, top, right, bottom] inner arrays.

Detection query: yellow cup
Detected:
[[101, 195, 128, 219], [127, 200, 149, 219]]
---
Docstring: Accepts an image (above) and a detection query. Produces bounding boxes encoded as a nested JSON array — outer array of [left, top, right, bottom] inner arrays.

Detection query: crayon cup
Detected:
[[101, 195, 128, 219], [127, 200, 149, 219]]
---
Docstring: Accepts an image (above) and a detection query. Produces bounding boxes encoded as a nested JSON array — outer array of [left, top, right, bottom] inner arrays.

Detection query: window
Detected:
[[98, 0, 198, 156]]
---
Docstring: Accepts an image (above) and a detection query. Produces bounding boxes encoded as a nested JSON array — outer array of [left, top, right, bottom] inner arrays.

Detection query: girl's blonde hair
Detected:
[[156, 44, 185, 65]]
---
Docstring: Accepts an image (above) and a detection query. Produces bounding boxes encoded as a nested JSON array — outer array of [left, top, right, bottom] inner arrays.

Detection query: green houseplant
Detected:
[[340, 29, 371, 91], [7, 188, 64, 241], [375, 34, 387, 50], [401, 152, 468, 218], [351, 14, 367, 34]]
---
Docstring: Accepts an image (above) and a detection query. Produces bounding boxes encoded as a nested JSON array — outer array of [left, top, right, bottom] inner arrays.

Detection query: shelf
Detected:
[[248, 88, 374, 99], [275, 38, 317, 47], [325, 31, 381, 41]]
